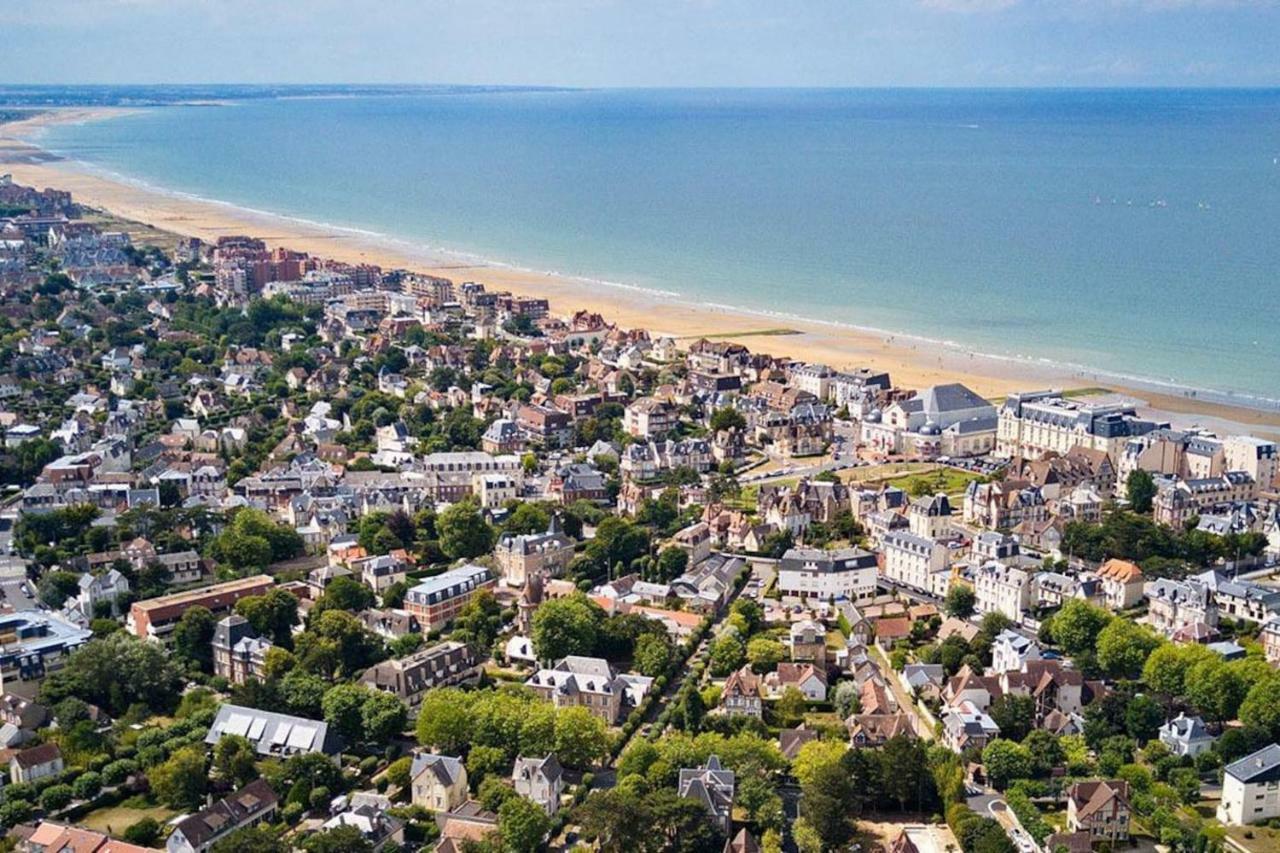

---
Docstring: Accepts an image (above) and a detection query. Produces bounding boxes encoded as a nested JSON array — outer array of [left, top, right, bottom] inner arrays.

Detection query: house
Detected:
[[360, 642, 482, 708], [320, 795, 405, 852], [10, 742, 63, 784], [788, 620, 828, 668], [990, 630, 1042, 674], [1066, 780, 1132, 842], [1220, 744, 1280, 826], [494, 517, 574, 587], [0, 694, 46, 730], [513, 754, 565, 816], [434, 800, 500, 851], [973, 561, 1032, 624], [777, 547, 878, 602], [15, 823, 152, 853], [942, 704, 1000, 753], [1095, 558, 1144, 610], [1158, 713, 1216, 758], [765, 663, 828, 701], [410, 752, 469, 813], [1145, 576, 1217, 637], [211, 614, 273, 685], [678, 755, 735, 833], [524, 655, 652, 724], [779, 727, 819, 761], [205, 704, 342, 758], [722, 666, 764, 718], [354, 554, 409, 595], [847, 712, 917, 747], [75, 568, 130, 616], [166, 779, 279, 853], [403, 565, 496, 632]]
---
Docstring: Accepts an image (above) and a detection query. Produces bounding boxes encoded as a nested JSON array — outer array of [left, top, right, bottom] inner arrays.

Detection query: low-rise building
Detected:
[[167, 779, 279, 853], [678, 755, 736, 833], [211, 614, 273, 685], [410, 752, 468, 813], [360, 641, 481, 708], [524, 655, 652, 724], [9, 742, 63, 784], [1159, 713, 1216, 758], [776, 547, 877, 602], [205, 703, 342, 759], [513, 754, 564, 816], [403, 565, 495, 632], [1066, 780, 1132, 842], [495, 517, 574, 587], [127, 575, 274, 641], [1220, 744, 1280, 826]]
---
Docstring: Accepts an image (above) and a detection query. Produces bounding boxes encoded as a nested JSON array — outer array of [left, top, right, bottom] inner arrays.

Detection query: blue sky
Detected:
[[4, 0, 1279, 87]]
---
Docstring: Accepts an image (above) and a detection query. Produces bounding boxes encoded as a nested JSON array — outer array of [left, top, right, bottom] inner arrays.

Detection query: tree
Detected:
[[832, 680, 861, 719], [437, 499, 494, 559], [1142, 642, 1213, 698], [1051, 599, 1112, 657], [499, 794, 552, 852], [1124, 694, 1165, 743], [1239, 677, 1280, 739], [416, 688, 474, 753], [211, 825, 288, 853], [362, 689, 408, 742], [1096, 620, 1161, 679], [800, 760, 856, 851], [554, 706, 611, 768], [322, 683, 370, 741], [123, 818, 162, 846], [150, 745, 208, 810], [791, 739, 848, 788], [633, 631, 674, 677], [746, 637, 786, 674], [39, 632, 183, 716], [300, 825, 374, 853], [774, 686, 808, 728], [310, 576, 375, 621], [655, 546, 689, 581], [945, 584, 977, 619], [1185, 658, 1246, 723], [982, 740, 1034, 790], [989, 694, 1035, 742], [1126, 469, 1157, 514], [172, 605, 216, 670], [531, 593, 603, 661], [213, 734, 259, 788], [235, 588, 299, 647], [709, 408, 746, 433], [708, 635, 746, 677]]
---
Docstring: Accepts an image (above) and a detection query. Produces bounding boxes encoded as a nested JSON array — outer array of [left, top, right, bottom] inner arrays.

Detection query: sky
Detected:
[[3, 0, 1280, 88]]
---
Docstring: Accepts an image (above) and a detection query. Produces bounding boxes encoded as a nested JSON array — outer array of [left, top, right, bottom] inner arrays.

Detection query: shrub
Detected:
[[40, 784, 74, 810], [103, 759, 138, 785], [72, 771, 103, 801]]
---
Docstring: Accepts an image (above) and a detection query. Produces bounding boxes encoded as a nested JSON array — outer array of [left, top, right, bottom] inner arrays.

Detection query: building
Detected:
[[776, 547, 877, 602], [997, 391, 1162, 461], [0, 693, 46, 730], [0, 611, 93, 697], [1095, 558, 1144, 611], [354, 554, 409, 595], [722, 666, 764, 719], [403, 565, 496, 632], [360, 641, 481, 707], [973, 561, 1032, 624], [166, 779, 279, 853], [75, 568, 130, 616], [211, 614, 273, 686], [1194, 569, 1280, 625], [990, 630, 1042, 674], [494, 517, 574, 587], [15, 823, 151, 853], [127, 575, 274, 641], [1219, 744, 1280, 826], [410, 752, 468, 813], [9, 742, 63, 784], [524, 655, 652, 724], [205, 703, 342, 759], [1158, 713, 1216, 758], [1145, 576, 1217, 636], [513, 754, 564, 816], [1066, 780, 1132, 842], [881, 532, 948, 593], [678, 755, 735, 833], [624, 397, 678, 439]]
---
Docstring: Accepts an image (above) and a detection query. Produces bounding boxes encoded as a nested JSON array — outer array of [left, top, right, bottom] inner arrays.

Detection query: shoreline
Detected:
[[5, 106, 1280, 441]]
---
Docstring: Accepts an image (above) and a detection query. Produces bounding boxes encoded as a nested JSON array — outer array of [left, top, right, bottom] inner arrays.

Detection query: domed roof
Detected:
[[865, 409, 882, 423]]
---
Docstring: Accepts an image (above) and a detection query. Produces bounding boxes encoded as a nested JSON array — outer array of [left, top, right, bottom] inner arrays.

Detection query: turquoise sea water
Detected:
[[35, 88, 1280, 404]]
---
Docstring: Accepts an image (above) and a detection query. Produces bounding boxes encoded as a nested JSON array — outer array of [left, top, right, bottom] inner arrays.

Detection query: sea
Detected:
[[31, 87, 1280, 406]]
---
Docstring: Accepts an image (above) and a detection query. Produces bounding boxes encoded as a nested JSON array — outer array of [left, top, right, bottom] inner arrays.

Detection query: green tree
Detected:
[[554, 706, 611, 768], [321, 683, 370, 741], [416, 688, 474, 753], [437, 499, 494, 559], [945, 584, 977, 619], [39, 632, 183, 716], [774, 686, 808, 728], [150, 746, 209, 810], [300, 825, 374, 853], [499, 794, 552, 852], [531, 593, 603, 660], [213, 734, 259, 788], [172, 605, 217, 671], [982, 740, 1034, 790], [123, 818, 162, 846], [235, 588, 299, 647], [1126, 469, 1157, 514], [1096, 620, 1161, 679], [746, 637, 786, 674], [800, 760, 856, 851], [1239, 677, 1280, 739], [1051, 599, 1112, 657], [210, 825, 288, 853], [708, 635, 746, 677], [1185, 657, 1246, 723], [988, 694, 1035, 742], [633, 631, 674, 677]]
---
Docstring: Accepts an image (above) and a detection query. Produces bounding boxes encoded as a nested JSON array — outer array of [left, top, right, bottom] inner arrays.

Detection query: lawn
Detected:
[[78, 801, 177, 835], [1225, 825, 1280, 853]]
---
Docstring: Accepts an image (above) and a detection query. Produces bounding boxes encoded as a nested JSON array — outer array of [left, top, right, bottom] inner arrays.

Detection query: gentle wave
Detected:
[[33, 119, 1280, 416]]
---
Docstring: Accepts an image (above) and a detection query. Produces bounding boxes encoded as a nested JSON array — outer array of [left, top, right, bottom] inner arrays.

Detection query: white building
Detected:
[[776, 547, 877, 602], [1219, 744, 1280, 826], [973, 561, 1032, 624], [881, 531, 948, 592]]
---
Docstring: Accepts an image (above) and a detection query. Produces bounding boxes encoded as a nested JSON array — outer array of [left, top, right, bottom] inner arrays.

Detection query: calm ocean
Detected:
[[36, 88, 1280, 403]]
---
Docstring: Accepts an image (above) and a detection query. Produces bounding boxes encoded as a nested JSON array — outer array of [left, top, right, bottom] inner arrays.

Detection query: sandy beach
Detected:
[[5, 106, 1280, 440]]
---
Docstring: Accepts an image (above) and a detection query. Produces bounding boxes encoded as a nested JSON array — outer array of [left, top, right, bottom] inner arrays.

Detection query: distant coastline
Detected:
[[4, 103, 1280, 441]]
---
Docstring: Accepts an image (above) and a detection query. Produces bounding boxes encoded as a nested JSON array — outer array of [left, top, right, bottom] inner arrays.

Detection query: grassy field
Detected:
[[1225, 825, 1280, 853], [78, 801, 177, 835]]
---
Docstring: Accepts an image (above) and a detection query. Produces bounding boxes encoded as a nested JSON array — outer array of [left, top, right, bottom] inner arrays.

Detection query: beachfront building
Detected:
[[996, 390, 1163, 462], [861, 383, 997, 460]]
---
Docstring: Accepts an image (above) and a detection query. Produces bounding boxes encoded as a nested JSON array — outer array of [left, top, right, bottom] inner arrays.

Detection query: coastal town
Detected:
[[0, 171, 1278, 853]]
